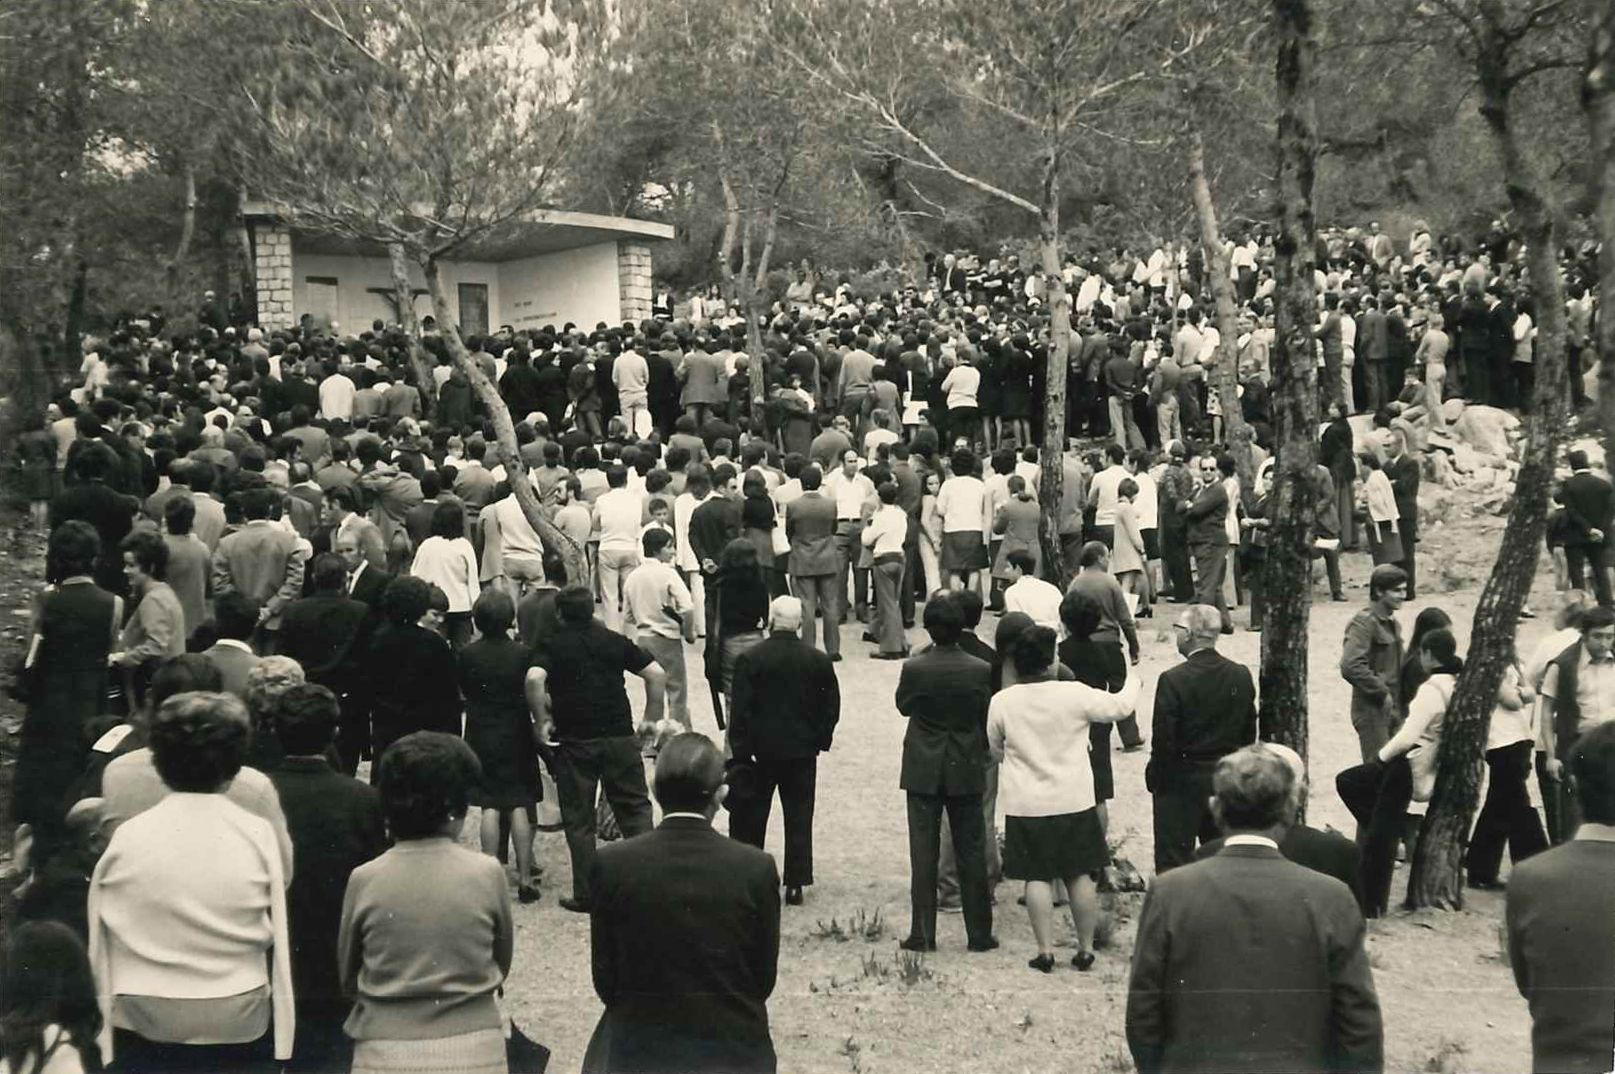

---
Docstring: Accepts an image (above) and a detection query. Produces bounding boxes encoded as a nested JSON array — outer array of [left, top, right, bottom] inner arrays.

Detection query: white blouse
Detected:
[[410, 536, 480, 613]]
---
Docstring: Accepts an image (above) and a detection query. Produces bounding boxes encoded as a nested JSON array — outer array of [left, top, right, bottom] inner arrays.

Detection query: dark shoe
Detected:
[[535, 822, 564, 833], [1072, 950, 1096, 972], [1331, 593, 1347, 602], [862, 631, 877, 642], [559, 896, 592, 914], [1467, 877, 1505, 891], [518, 884, 542, 904], [899, 936, 937, 952], [829, 654, 843, 662], [871, 651, 905, 660], [1027, 954, 1055, 974], [1121, 741, 1145, 753], [1220, 625, 1235, 635], [785, 885, 804, 905], [967, 936, 1000, 953], [902, 620, 915, 629]]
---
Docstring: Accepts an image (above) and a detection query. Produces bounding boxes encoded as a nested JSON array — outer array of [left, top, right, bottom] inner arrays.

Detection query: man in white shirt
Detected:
[[1087, 443, 1131, 547], [623, 527, 695, 731], [317, 361, 356, 422], [1000, 551, 1062, 629], [613, 345, 651, 438], [824, 450, 876, 623], [860, 482, 910, 658], [594, 464, 646, 633]]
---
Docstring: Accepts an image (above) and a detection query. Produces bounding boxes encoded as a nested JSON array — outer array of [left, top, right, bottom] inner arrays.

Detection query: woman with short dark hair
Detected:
[[0, 920, 103, 1074], [459, 589, 542, 903], [362, 577, 462, 769], [88, 692, 294, 1070], [706, 540, 770, 716], [13, 523, 122, 866], [339, 732, 513, 1074], [110, 530, 184, 710]]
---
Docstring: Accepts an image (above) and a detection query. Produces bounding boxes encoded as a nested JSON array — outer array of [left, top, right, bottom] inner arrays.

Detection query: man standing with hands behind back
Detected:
[[728, 596, 841, 907], [1148, 604, 1257, 873]]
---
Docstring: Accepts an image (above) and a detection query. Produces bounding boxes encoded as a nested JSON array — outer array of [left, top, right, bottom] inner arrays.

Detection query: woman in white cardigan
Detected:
[[987, 625, 1140, 975], [1357, 452, 1403, 567], [88, 692, 293, 1072], [409, 500, 480, 648]]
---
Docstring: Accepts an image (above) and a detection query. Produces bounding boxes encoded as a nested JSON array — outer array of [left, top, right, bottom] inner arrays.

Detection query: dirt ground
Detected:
[[501, 504, 1542, 1074], [0, 497, 1542, 1073]]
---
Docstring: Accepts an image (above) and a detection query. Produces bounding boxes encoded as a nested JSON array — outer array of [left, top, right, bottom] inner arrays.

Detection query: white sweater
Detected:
[[409, 535, 480, 613], [89, 793, 294, 1062], [988, 676, 1141, 817]]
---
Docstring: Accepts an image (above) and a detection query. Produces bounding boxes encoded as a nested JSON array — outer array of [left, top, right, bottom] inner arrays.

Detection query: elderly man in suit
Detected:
[[728, 596, 840, 906], [785, 464, 842, 659], [1195, 742, 1359, 899], [894, 593, 997, 954], [584, 733, 780, 1074], [266, 683, 386, 1072], [1128, 745, 1384, 1074], [1507, 722, 1615, 1074], [1149, 603, 1258, 873]]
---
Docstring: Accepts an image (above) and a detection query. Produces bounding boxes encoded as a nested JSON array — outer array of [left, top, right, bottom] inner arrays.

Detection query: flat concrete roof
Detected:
[[241, 203, 673, 260]]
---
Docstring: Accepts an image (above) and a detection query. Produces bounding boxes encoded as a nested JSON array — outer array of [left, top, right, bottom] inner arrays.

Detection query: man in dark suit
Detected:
[[1561, 449, 1613, 607], [890, 443, 924, 628], [689, 464, 743, 637], [49, 442, 140, 595], [267, 683, 386, 1073], [894, 594, 997, 953], [1128, 745, 1383, 1074], [728, 596, 840, 906], [279, 553, 374, 775], [785, 465, 842, 658], [202, 592, 264, 701], [336, 528, 392, 611], [1179, 453, 1232, 632], [584, 733, 780, 1074], [1149, 603, 1258, 873], [1507, 722, 1615, 1074], [1195, 742, 1359, 900]]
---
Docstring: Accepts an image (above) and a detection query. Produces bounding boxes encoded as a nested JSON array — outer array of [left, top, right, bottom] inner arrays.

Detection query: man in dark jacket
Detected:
[[279, 553, 373, 775], [1148, 603, 1258, 873], [1560, 448, 1613, 606], [1384, 430, 1421, 599], [1179, 454, 1232, 633], [49, 442, 139, 595], [893, 594, 997, 953], [1319, 402, 1358, 550], [728, 596, 840, 906], [584, 733, 780, 1074], [268, 683, 386, 1073], [1129, 745, 1382, 1074]]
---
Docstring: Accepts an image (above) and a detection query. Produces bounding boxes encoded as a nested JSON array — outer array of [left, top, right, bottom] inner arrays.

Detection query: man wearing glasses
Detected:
[[1179, 453, 1233, 634]]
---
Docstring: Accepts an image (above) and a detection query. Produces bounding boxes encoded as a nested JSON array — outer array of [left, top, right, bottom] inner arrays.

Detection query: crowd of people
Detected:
[[0, 214, 1611, 1074]]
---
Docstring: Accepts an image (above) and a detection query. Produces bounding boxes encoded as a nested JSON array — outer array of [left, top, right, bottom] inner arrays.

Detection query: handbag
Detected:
[[506, 1021, 551, 1074]]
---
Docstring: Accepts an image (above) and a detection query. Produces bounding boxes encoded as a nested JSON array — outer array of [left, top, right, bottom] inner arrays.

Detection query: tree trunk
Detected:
[[1259, 0, 1322, 782], [744, 202, 779, 429], [1188, 127, 1254, 487], [1035, 151, 1074, 588], [1408, 48, 1570, 909], [1587, 8, 1615, 467], [168, 163, 198, 287], [423, 255, 586, 583], [716, 164, 742, 309], [389, 242, 436, 407]]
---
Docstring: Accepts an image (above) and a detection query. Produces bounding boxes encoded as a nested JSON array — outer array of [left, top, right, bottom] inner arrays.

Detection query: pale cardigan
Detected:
[[987, 676, 1142, 816], [88, 792, 294, 1062], [1362, 469, 1400, 532]]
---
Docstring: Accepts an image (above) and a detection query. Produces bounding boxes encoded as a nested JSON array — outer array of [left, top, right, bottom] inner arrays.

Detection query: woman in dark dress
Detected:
[[1057, 591, 1122, 832], [361, 576, 462, 778], [997, 337, 1034, 450], [13, 522, 121, 865], [18, 411, 58, 530], [706, 539, 771, 722], [459, 589, 541, 902], [976, 337, 1004, 451], [739, 471, 785, 597]]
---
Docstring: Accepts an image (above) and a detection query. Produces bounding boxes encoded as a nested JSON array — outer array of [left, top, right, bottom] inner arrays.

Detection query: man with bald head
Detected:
[[1148, 603, 1258, 873], [1195, 742, 1360, 899], [1128, 745, 1382, 1074], [728, 596, 841, 905], [584, 733, 781, 1074]]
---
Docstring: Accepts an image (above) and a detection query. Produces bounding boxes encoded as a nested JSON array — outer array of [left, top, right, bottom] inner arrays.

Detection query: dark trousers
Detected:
[[552, 736, 655, 903], [834, 522, 869, 618], [333, 690, 368, 777], [729, 755, 818, 886], [1467, 741, 1548, 884], [1513, 361, 1534, 413], [1569, 344, 1590, 407], [1244, 546, 1267, 628], [792, 573, 840, 656], [286, 1003, 353, 1073], [1191, 541, 1231, 630], [1566, 542, 1611, 606], [900, 517, 920, 625], [1364, 360, 1390, 414], [1337, 755, 1412, 917], [110, 1029, 276, 1074], [1399, 542, 1418, 600], [1092, 639, 1143, 746], [1163, 526, 1194, 601], [906, 791, 993, 947], [1151, 769, 1218, 874]]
